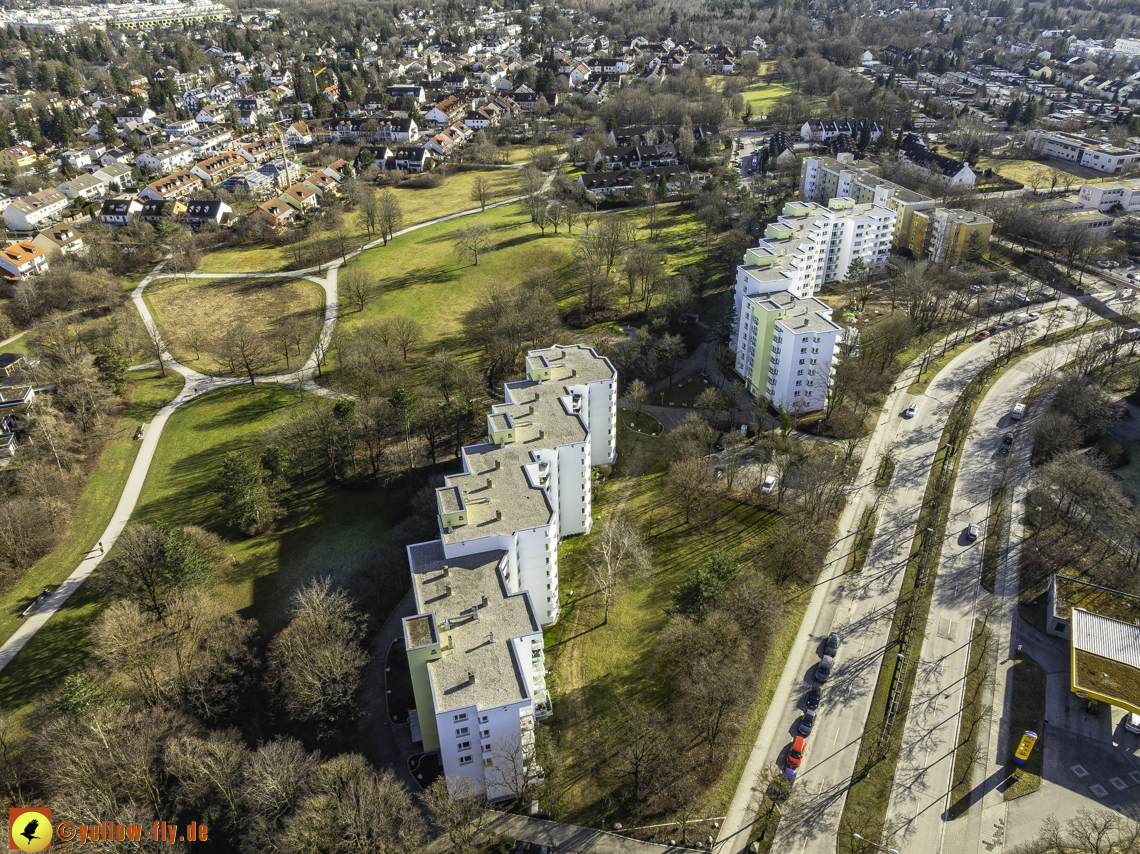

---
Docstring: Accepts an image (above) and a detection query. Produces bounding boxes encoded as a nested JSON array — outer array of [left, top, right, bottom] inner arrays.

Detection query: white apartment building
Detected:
[[1025, 130, 1140, 175], [2, 189, 69, 233], [733, 290, 843, 410], [403, 345, 616, 799], [735, 199, 896, 300], [1077, 178, 1140, 213], [135, 142, 196, 175]]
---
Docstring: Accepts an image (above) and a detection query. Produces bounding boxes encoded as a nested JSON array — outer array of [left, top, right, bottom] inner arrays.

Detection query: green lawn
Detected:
[[0, 371, 184, 729], [328, 203, 578, 376], [129, 385, 406, 630], [544, 428, 792, 823], [196, 170, 522, 276]]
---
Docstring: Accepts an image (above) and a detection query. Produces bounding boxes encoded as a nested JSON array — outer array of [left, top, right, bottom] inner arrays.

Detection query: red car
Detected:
[[786, 735, 806, 768], [974, 331, 991, 342]]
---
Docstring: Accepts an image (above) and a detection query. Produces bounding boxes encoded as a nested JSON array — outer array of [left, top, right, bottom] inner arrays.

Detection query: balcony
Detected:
[[533, 689, 553, 719]]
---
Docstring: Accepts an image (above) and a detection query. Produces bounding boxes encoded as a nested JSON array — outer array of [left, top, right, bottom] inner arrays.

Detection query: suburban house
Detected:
[[252, 199, 297, 228], [184, 199, 232, 228], [593, 144, 679, 169], [185, 124, 233, 154], [2, 189, 69, 233], [301, 172, 338, 197], [898, 134, 976, 187], [394, 146, 430, 173], [424, 94, 469, 125], [0, 240, 49, 281], [0, 145, 37, 173], [578, 165, 691, 196], [191, 151, 247, 184], [135, 141, 196, 174], [31, 225, 85, 258], [283, 121, 313, 146], [139, 198, 187, 226], [220, 170, 275, 198], [100, 198, 143, 228], [56, 173, 106, 202], [239, 139, 275, 164], [93, 162, 135, 189], [280, 182, 319, 211], [138, 170, 203, 202]]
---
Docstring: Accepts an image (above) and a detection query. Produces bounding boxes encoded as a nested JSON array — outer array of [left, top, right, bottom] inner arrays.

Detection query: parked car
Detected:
[[761, 475, 776, 494], [825, 631, 842, 656], [1012, 403, 1025, 420], [904, 403, 917, 418], [816, 654, 834, 682], [975, 331, 991, 341], [1027, 312, 1040, 321], [999, 321, 1014, 330], [1003, 431, 1014, 445], [1086, 698, 1101, 716], [786, 735, 806, 768], [806, 685, 821, 710], [783, 765, 797, 784], [967, 522, 980, 540], [1016, 292, 1031, 303], [1126, 712, 1140, 734], [970, 284, 988, 293], [798, 708, 817, 736]]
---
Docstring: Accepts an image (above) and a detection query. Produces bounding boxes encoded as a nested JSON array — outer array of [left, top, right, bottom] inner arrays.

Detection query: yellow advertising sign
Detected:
[[1013, 730, 1038, 766]]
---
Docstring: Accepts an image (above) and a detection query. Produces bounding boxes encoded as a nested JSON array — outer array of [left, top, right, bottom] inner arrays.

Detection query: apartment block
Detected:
[[907, 208, 994, 264], [1077, 178, 1140, 213], [735, 198, 896, 302], [403, 345, 616, 798], [802, 155, 935, 247], [1025, 130, 1140, 175], [733, 290, 842, 409]]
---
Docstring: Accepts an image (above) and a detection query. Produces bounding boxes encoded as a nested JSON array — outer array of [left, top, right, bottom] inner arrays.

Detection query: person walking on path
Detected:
[[98, 541, 104, 554]]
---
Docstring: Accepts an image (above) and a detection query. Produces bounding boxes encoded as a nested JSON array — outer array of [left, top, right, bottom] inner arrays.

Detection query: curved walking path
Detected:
[[0, 158, 568, 675]]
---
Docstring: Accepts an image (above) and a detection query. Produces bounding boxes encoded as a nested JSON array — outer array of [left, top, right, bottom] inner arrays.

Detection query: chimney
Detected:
[[447, 634, 453, 649], [495, 510, 502, 521], [529, 405, 534, 415], [468, 670, 476, 684], [486, 477, 493, 489], [539, 430, 545, 439], [495, 459, 501, 470], [442, 565, 449, 577], [444, 584, 452, 597], [489, 631, 495, 643], [572, 369, 577, 377], [481, 594, 488, 607], [535, 392, 540, 402]]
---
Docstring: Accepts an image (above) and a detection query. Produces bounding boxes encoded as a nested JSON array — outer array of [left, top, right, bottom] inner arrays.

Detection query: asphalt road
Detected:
[[758, 303, 1086, 854]]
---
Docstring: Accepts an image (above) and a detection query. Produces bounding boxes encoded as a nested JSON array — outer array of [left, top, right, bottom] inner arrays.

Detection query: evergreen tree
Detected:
[[110, 65, 129, 94]]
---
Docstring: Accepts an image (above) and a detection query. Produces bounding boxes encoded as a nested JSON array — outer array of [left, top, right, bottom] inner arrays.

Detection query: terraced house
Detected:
[[402, 345, 616, 799]]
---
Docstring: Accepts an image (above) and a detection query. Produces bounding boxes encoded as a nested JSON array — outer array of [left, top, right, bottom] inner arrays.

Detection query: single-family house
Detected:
[[135, 142, 196, 175], [2, 189, 69, 233], [56, 174, 107, 202], [191, 151, 246, 184], [0, 240, 49, 281], [184, 199, 232, 228], [280, 183, 319, 211], [138, 170, 203, 201], [31, 226, 84, 258], [93, 162, 134, 190], [252, 199, 297, 227], [139, 198, 187, 226], [0, 145, 38, 173], [100, 198, 144, 228]]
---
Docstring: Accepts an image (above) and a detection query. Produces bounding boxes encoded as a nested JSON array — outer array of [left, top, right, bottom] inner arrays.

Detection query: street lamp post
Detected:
[[852, 833, 900, 854]]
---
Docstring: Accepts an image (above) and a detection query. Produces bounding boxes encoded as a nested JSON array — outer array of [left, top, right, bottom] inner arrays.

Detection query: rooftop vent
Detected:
[[489, 631, 495, 643], [495, 459, 501, 470], [444, 583, 452, 597], [481, 594, 488, 607], [495, 510, 502, 521], [468, 670, 476, 685], [442, 565, 449, 577], [486, 477, 493, 489]]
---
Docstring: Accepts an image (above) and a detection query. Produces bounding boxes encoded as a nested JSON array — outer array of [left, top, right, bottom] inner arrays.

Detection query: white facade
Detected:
[[135, 142, 195, 174], [1077, 179, 1140, 212], [403, 345, 616, 799], [2, 189, 69, 232], [1026, 130, 1140, 175]]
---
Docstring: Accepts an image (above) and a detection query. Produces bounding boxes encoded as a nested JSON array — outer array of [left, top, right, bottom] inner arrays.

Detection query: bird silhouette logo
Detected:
[[8, 809, 52, 852]]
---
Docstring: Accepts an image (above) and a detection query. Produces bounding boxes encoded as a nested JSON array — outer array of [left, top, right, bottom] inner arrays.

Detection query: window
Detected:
[[455, 727, 469, 736], [454, 713, 468, 723], [483, 757, 494, 767], [480, 715, 489, 724], [481, 730, 491, 739], [458, 755, 473, 766], [457, 741, 471, 751]]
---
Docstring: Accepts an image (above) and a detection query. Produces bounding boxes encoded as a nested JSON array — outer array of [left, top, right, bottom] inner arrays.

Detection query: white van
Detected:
[[1011, 403, 1026, 421]]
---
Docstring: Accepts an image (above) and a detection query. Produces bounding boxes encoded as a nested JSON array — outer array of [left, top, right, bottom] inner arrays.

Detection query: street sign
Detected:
[[1013, 730, 1038, 766]]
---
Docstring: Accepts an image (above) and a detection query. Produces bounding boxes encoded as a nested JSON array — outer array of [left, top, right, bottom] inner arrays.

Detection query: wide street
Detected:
[[717, 298, 1100, 854]]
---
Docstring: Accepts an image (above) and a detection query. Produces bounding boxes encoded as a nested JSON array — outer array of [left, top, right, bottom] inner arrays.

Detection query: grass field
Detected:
[[329, 203, 578, 375], [129, 386, 407, 631], [0, 371, 184, 730], [145, 275, 325, 376], [543, 427, 801, 823], [196, 169, 523, 275]]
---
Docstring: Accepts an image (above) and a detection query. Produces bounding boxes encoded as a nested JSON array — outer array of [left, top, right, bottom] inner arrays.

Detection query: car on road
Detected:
[[975, 330, 991, 341], [967, 522, 980, 540], [761, 475, 776, 494], [1003, 431, 1015, 445], [825, 631, 842, 656], [1027, 312, 1040, 321], [806, 685, 822, 710], [904, 403, 917, 418], [798, 708, 817, 737], [970, 284, 988, 293], [1012, 403, 1026, 420], [786, 735, 806, 768], [999, 321, 1014, 330], [816, 654, 834, 682]]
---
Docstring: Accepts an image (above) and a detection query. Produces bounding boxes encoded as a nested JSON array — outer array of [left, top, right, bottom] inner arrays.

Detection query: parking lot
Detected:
[[733, 131, 772, 179]]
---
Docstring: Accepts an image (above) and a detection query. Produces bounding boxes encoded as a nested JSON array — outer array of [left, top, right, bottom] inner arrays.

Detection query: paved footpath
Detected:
[[0, 159, 570, 675], [423, 813, 682, 853]]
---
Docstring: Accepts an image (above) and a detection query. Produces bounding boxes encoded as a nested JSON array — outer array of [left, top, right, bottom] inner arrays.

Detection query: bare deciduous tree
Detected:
[[469, 173, 491, 212], [588, 515, 652, 625], [453, 222, 495, 266], [341, 267, 380, 314], [220, 322, 270, 385]]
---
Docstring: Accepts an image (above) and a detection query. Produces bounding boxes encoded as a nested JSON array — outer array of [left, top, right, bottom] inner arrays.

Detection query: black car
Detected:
[[798, 708, 817, 736], [816, 655, 833, 683], [1003, 431, 1014, 445], [806, 685, 821, 710], [825, 631, 842, 657]]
